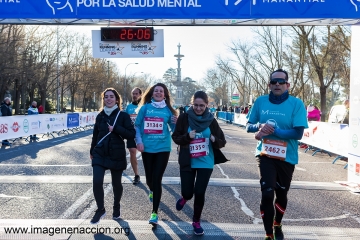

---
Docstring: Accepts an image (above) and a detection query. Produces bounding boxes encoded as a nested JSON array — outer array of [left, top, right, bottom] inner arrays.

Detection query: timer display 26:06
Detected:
[[101, 27, 154, 41]]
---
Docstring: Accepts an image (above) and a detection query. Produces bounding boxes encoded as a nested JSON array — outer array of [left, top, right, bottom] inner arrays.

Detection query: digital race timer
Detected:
[[101, 27, 154, 41]]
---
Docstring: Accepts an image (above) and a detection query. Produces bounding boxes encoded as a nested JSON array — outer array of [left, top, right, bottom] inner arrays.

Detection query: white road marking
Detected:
[[215, 165, 260, 224], [284, 213, 350, 222], [58, 188, 93, 219], [79, 184, 113, 219], [59, 173, 113, 219], [215, 163, 354, 225], [0, 194, 31, 199], [295, 166, 306, 171], [350, 213, 360, 224]]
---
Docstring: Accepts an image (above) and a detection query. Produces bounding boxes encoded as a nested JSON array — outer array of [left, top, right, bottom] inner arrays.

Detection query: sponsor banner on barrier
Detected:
[[43, 114, 67, 132], [67, 113, 80, 128], [347, 155, 360, 188], [301, 121, 349, 157], [233, 113, 248, 126], [0, 113, 97, 141], [79, 112, 97, 128], [349, 26, 360, 184]]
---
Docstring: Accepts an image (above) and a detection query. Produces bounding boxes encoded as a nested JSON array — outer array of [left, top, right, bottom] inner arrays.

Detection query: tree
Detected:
[[293, 26, 349, 120]]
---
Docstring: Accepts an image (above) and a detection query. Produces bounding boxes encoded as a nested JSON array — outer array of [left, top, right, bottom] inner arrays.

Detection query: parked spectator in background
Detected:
[[38, 104, 44, 114], [307, 104, 321, 121], [28, 101, 39, 140], [1, 97, 12, 146], [62, 107, 66, 113], [228, 106, 233, 113], [222, 105, 227, 112], [0, 97, 12, 117], [209, 105, 216, 114], [243, 106, 249, 114], [235, 106, 241, 113], [342, 100, 350, 124], [215, 105, 221, 119], [328, 100, 349, 124]]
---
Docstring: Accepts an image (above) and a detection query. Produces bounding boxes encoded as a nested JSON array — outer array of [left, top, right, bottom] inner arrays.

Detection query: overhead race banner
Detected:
[[348, 26, 360, 185], [1, 1, 360, 19], [92, 29, 164, 58]]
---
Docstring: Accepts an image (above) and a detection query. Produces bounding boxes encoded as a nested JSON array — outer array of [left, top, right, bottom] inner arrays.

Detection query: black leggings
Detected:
[[142, 151, 170, 213], [180, 168, 213, 222], [257, 156, 294, 234], [92, 165, 123, 210]]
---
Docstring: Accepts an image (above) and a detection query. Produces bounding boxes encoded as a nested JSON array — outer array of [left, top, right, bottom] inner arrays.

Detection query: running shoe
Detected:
[[192, 222, 204, 235], [274, 224, 284, 240], [149, 191, 153, 202], [112, 205, 121, 219], [176, 197, 187, 211], [149, 212, 158, 225], [90, 208, 106, 224], [132, 175, 140, 184]]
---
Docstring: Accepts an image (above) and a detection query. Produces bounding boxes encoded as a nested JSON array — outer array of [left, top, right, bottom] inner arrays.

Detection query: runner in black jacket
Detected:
[[89, 88, 135, 224]]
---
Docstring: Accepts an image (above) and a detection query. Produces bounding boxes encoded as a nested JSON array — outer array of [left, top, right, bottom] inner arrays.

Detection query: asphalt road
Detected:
[[0, 122, 359, 239]]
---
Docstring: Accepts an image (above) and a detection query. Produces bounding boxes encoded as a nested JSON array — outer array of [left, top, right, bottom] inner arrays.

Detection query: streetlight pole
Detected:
[[124, 62, 138, 106], [107, 61, 110, 86], [56, 26, 60, 113]]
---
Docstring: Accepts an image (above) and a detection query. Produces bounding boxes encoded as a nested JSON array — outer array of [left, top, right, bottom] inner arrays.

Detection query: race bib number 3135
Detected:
[[260, 138, 287, 161], [144, 117, 163, 134]]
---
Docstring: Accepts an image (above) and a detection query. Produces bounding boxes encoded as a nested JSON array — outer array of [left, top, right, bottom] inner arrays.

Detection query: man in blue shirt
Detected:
[[246, 69, 308, 240], [125, 87, 142, 184]]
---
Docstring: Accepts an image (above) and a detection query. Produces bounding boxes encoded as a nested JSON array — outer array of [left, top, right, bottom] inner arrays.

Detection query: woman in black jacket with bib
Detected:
[[90, 88, 135, 224], [172, 91, 228, 236]]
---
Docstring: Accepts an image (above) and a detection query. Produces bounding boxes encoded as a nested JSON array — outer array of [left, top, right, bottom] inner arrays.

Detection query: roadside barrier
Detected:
[[0, 112, 98, 143]]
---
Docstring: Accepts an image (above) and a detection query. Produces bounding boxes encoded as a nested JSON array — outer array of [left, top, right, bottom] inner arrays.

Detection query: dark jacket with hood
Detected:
[[1, 101, 12, 117], [90, 108, 135, 170], [172, 112, 229, 171]]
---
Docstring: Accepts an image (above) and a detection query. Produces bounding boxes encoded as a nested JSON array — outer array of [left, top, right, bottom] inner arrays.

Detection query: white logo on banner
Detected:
[[225, 0, 242, 6], [99, 43, 124, 55], [46, 0, 74, 15], [350, 0, 360, 11]]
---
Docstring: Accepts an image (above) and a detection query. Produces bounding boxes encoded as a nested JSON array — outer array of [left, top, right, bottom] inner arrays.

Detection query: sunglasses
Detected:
[[270, 78, 288, 85]]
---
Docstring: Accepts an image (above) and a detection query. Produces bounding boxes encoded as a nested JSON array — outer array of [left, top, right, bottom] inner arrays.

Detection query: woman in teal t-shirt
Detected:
[[134, 83, 178, 226], [172, 91, 228, 236]]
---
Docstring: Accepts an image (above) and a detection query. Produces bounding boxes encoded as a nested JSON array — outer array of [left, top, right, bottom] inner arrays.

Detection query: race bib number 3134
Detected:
[[260, 138, 287, 161], [144, 117, 163, 134]]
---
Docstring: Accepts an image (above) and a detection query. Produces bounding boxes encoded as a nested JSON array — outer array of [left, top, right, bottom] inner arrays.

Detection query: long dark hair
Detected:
[[101, 87, 122, 110], [139, 83, 177, 116]]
